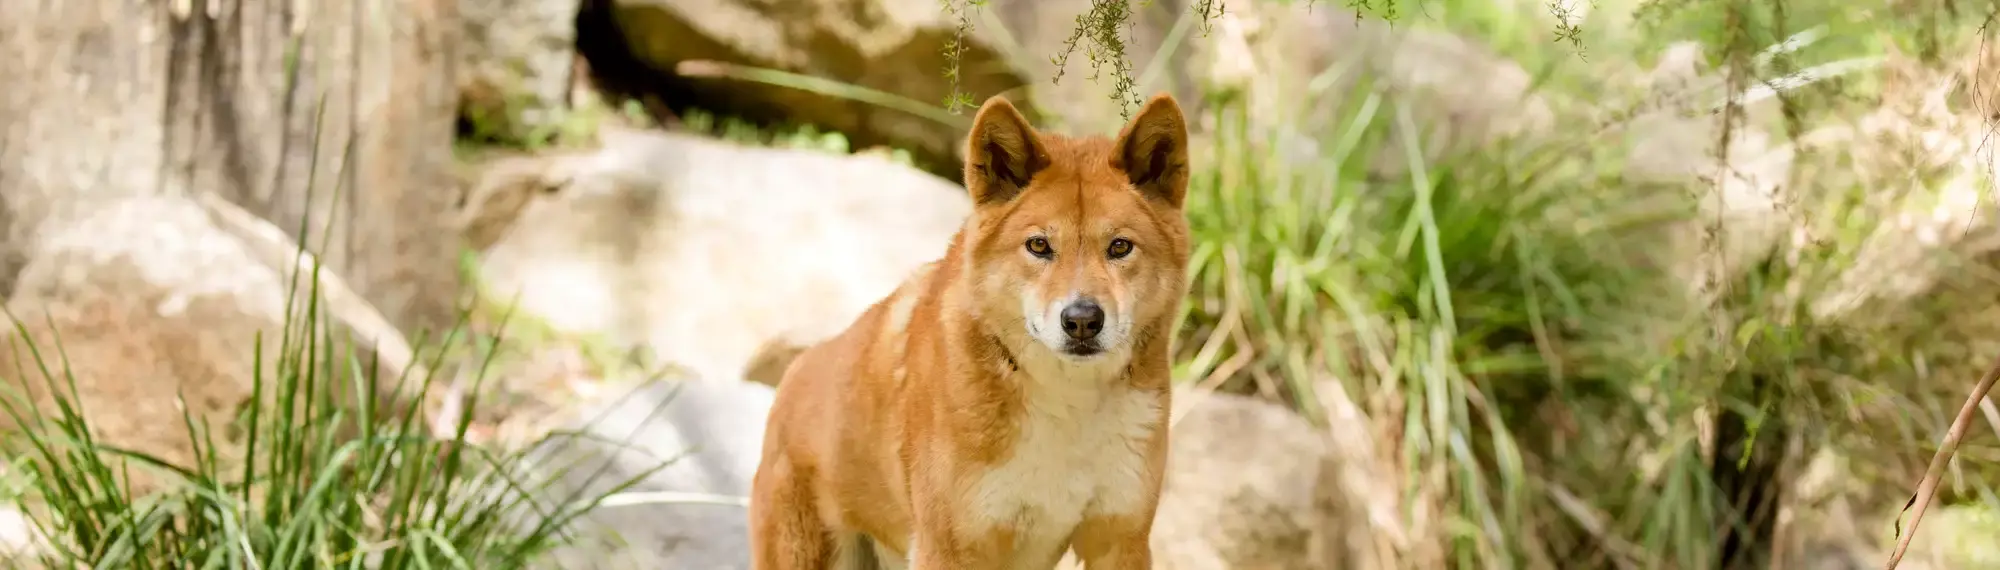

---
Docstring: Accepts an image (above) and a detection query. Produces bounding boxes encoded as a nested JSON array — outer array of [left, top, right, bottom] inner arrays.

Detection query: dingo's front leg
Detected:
[[1070, 514, 1154, 570]]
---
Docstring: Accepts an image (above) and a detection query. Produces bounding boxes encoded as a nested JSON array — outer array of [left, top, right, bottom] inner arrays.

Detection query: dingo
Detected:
[[749, 93, 1193, 570]]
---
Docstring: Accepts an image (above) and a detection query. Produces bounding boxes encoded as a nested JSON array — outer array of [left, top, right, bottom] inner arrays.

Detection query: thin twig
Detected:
[[1883, 356, 2000, 570]]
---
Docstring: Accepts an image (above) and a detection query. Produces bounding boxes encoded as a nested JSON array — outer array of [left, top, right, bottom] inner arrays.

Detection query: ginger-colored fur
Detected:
[[748, 93, 1194, 570]]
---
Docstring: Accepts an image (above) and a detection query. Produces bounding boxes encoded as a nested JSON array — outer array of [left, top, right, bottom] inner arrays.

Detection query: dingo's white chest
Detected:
[[962, 357, 1162, 567]]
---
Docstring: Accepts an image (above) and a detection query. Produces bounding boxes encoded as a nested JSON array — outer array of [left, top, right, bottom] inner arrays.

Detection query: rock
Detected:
[[0, 501, 41, 565], [1207, 0, 1555, 177], [525, 378, 775, 569], [1050, 389, 1397, 569], [0, 0, 463, 335], [0, 196, 288, 493], [1777, 449, 2000, 570], [461, 0, 583, 144], [577, 0, 1562, 185], [466, 125, 970, 387], [1142, 391, 1341, 570], [586, 0, 1034, 178], [0, 192, 422, 497]]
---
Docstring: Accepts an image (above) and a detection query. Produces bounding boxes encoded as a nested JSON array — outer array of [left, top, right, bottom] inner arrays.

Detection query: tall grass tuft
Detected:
[[0, 216, 664, 569], [1175, 57, 1704, 561]]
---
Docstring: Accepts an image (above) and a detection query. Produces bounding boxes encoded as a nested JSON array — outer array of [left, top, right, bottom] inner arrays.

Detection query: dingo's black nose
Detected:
[[1061, 301, 1105, 340]]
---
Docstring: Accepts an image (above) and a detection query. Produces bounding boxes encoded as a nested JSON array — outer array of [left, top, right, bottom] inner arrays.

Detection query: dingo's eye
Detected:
[[1025, 237, 1054, 258], [1107, 238, 1134, 259]]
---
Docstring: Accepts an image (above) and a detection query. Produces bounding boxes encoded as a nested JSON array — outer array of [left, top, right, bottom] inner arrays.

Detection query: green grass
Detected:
[[1166, 1, 2000, 568], [1176, 58, 1704, 564], [676, 108, 918, 166], [0, 250, 662, 569], [0, 201, 671, 570]]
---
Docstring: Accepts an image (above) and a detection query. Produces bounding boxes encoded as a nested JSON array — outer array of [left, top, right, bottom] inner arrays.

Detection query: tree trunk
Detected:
[[0, 0, 463, 337]]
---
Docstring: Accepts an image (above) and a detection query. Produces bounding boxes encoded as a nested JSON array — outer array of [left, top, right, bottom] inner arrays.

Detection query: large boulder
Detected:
[[0, 196, 287, 493], [1144, 392, 1335, 569], [1146, 392, 1352, 569], [0, 191, 433, 498], [463, 126, 971, 386], [586, 0, 1035, 177], [0, 0, 463, 335]]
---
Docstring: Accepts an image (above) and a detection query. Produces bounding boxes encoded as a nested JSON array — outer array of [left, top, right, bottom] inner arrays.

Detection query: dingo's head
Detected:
[[960, 94, 1192, 363]]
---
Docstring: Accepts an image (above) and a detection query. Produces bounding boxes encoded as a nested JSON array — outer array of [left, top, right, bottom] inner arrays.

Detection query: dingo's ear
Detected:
[[964, 96, 1048, 206], [1111, 93, 1190, 208]]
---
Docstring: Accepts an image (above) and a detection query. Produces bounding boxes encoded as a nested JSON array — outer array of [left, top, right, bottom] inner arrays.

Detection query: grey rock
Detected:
[[0, 195, 288, 495], [1057, 390, 1362, 569], [525, 379, 775, 570], [1148, 392, 1337, 570], [467, 126, 970, 388]]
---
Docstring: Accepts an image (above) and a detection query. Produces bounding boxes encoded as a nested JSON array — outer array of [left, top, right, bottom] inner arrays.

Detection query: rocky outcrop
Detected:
[[463, 126, 971, 387], [0, 0, 464, 335]]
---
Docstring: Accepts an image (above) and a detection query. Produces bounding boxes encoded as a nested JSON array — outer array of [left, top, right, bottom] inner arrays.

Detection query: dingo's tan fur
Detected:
[[749, 93, 1193, 570]]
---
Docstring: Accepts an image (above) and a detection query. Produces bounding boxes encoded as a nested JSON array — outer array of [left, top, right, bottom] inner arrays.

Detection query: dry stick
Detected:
[[1883, 356, 2000, 570]]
